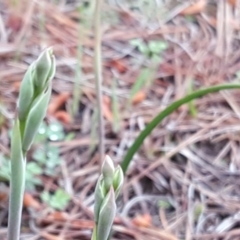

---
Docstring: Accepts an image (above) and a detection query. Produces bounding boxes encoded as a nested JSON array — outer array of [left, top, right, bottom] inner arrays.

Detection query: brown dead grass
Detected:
[[1, 0, 240, 239]]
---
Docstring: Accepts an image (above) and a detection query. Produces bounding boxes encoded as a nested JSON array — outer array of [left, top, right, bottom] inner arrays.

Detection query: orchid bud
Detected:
[[33, 48, 55, 92], [102, 155, 115, 191]]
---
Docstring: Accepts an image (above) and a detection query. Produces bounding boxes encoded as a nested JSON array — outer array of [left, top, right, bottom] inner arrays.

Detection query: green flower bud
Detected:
[[33, 48, 55, 92], [94, 175, 105, 223], [18, 66, 35, 121], [102, 155, 115, 192], [113, 166, 124, 198], [18, 48, 55, 122], [22, 86, 52, 152], [97, 187, 116, 240]]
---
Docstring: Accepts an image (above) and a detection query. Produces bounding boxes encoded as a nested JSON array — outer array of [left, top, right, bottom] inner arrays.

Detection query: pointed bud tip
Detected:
[[102, 155, 115, 175], [33, 47, 56, 91]]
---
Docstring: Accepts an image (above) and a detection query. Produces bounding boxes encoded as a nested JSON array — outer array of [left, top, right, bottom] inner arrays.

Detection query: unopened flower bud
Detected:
[[33, 48, 55, 92], [102, 155, 114, 191]]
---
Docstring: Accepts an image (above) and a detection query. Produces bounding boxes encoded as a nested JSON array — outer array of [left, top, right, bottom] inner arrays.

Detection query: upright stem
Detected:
[[7, 48, 55, 240], [7, 158, 26, 240], [91, 225, 97, 240], [94, 0, 105, 165]]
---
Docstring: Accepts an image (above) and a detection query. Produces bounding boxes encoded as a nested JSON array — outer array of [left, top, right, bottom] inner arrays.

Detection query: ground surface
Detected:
[[1, 0, 240, 239]]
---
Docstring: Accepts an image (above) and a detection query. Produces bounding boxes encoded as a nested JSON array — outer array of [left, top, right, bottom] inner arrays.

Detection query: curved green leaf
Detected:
[[121, 84, 240, 173], [22, 86, 52, 152]]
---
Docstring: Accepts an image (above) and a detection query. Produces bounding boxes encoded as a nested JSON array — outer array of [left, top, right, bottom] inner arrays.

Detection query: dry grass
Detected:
[[1, 0, 240, 239]]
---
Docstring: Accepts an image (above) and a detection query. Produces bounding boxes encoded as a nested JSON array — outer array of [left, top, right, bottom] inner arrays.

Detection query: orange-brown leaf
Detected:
[[180, 0, 206, 15], [55, 110, 72, 124], [228, 0, 236, 6], [108, 59, 127, 73], [41, 232, 63, 240], [13, 81, 21, 90], [132, 213, 152, 227], [0, 192, 8, 202], [7, 13, 22, 32], [102, 95, 113, 122], [23, 192, 41, 210], [48, 92, 70, 115], [70, 219, 94, 229], [132, 91, 146, 105], [46, 211, 69, 222]]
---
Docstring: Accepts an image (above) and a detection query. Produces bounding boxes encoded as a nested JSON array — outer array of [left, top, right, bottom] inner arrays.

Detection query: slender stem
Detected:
[[121, 84, 240, 173], [7, 158, 26, 240], [91, 225, 97, 240], [94, 0, 105, 165]]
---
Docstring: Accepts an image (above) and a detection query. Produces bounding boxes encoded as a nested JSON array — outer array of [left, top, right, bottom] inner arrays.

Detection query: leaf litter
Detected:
[[1, 0, 240, 239]]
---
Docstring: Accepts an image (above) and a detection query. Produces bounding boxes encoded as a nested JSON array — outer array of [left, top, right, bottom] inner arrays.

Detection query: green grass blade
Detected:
[[128, 68, 153, 107], [187, 78, 197, 117], [121, 84, 240, 173]]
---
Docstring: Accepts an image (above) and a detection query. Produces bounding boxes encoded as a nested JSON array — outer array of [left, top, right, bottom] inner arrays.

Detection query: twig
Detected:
[[94, 0, 105, 165]]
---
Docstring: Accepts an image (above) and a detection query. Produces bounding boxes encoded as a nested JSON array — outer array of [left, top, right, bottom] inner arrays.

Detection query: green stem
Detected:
[[91, 225, 97, 240], [7, 157, 26, 240], [7, 120, 26, 240], [121, 84, 240, 173]]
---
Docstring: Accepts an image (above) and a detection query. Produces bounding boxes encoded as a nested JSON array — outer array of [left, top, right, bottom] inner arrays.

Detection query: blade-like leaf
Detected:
[[22, 87, 52, 151], [121, 84, 240, 173], [94, 175, 105, 223], [97, 187, 116, 240], [18, 66, 35, 121]]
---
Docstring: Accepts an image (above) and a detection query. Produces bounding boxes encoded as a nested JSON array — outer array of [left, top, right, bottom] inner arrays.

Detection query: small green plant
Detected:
[[0, 154, 43, 191], [41, 188, 70, 210], [128, 68, 155, 106], [25, 162, 43, 190], [130, 38, 168, 62], [7, 48, 55, 240], [35, 120, 65, 143], [33, 146, 62, 176], [0, 121, 65, 192], [33, 120, 66, 178], [92, 156, 124, 240]]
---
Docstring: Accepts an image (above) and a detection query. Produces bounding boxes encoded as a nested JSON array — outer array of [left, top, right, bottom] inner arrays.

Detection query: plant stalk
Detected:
[[7, 159, 26, 240], [94, 0, 104, 165]]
